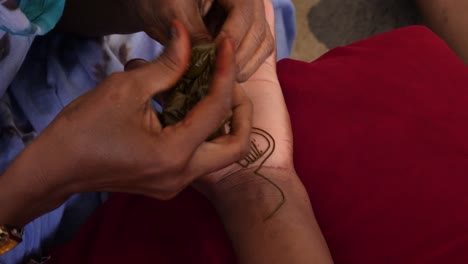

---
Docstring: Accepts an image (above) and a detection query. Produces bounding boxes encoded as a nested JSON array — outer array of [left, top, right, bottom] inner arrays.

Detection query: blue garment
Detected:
[[0, 0, 65, 35], [272, 0, 296, 60], [1, 31, 165, 264], [0, 1, 296, 263]]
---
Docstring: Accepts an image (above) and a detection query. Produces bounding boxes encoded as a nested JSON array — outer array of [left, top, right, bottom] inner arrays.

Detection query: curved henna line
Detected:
[[236, 128, 286, 221], [237, 129, 271, 168]]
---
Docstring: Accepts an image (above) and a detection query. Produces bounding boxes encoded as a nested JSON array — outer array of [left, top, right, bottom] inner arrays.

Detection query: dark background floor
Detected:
[[291, 0, 421, 61]]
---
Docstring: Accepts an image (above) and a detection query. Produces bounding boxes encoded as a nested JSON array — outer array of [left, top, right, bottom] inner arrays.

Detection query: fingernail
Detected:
[[124, 58, 147, 71]]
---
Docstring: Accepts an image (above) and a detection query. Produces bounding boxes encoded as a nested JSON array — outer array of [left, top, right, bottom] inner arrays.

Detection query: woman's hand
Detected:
[[121, 0, 274, 82], [1, 22, 252, 225], [188, 4, 334, 263]]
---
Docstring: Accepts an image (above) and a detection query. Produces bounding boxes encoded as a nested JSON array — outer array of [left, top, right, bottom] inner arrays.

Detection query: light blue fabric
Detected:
[[272, 0, 296, 60], [1, 32, 164, 264], [0, 1, 296, 263], [0, 0, 65, 35]]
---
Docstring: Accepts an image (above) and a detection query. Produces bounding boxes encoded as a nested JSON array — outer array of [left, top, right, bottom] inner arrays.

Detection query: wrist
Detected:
[[0, 140, 73, 226], [208, 168, 333, 264], [209, 167, 300, 222]]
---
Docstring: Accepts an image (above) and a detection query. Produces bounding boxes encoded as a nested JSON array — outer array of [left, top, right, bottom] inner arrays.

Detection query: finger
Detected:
[[239, 0, 277, 81], [214, 0, 254, 50], [124, 58, 148, 72], [132, 20, 191, 98], [215, 0, 274, 82], [179, 4, 213, 45], [264, 0, 276, 39], [187, 84, 253, 177], [237, 27, 275, 82], [232, 0, 268, 75], [229, 84, 253, 141], [234, 17, 266, 77], [123, 58, 169, 112], [145, 1, 212, 46], [165, 37, 236, 148]]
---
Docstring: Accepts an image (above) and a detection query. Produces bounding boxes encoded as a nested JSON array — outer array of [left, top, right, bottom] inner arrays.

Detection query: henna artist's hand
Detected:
[[59, 0, 273, 82], [120, 0, 274, 82], [47, 22, 251, 200], [0, 22, 253, 227], [205, 0, 275, 82]]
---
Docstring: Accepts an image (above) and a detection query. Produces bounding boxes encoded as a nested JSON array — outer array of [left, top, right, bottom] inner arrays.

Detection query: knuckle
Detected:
[[159, 52, 184, 75], [206, 93, 231, 116], [226, 136, 251, 163], [161, 57, 180, 73], [253, 21, 267, 43], [237, 70, 251, 82]]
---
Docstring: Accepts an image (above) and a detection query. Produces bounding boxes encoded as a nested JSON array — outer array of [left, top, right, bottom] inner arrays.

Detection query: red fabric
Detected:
[[50, 26, 468, 264]]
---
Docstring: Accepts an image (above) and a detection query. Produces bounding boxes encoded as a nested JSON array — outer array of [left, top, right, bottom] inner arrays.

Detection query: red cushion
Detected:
[[50, 26, 468, 264], [280, 26, 468, 263]]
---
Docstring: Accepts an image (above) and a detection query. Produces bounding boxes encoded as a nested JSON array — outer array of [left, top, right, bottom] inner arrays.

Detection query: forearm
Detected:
[[56, 0, 141, 37], [211, 168, 333, 264], [417, 0, 468, 64], [0, 143, 71, 226]]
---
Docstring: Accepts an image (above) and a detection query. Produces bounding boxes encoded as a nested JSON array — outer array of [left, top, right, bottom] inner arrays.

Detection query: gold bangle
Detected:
[[0, 225, 23, 255]]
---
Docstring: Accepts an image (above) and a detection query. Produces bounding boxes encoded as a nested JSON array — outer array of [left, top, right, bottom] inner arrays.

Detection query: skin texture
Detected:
[[0, 22, 252, 227], [1, 1, 333, 262], [57, 0, 274, 82], [103, 2, 334, 263], [199, 2, 333, 262], [417, 0, 468, 64]]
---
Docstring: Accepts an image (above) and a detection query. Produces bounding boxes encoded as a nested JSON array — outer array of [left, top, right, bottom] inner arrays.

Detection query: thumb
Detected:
[[132, 20, 191, 98]]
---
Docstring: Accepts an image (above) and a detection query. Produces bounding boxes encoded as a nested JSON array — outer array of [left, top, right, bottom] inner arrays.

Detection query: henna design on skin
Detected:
[[236, 127, 286, 221]]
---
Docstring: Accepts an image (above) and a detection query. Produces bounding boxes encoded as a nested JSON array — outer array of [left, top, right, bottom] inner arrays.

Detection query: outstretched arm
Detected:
[[197, 1, 333, 263], [417, 0, 468, 64]]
